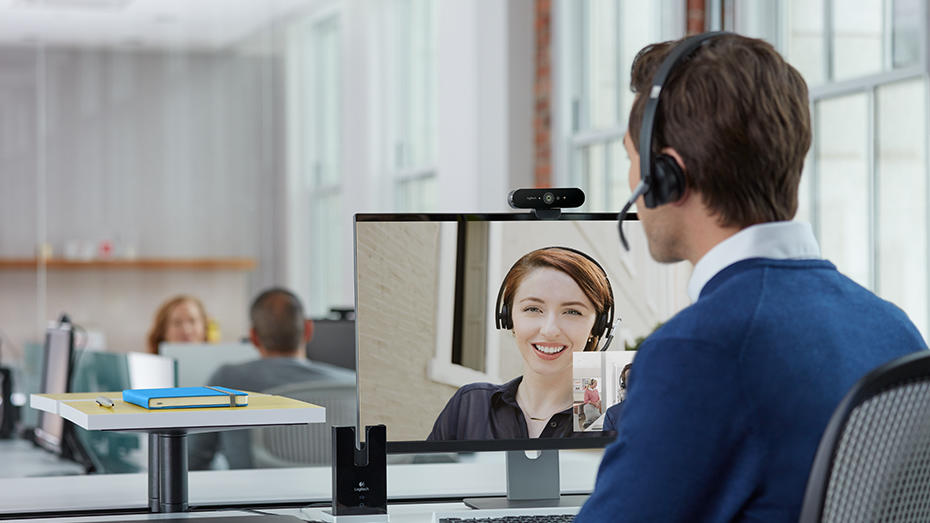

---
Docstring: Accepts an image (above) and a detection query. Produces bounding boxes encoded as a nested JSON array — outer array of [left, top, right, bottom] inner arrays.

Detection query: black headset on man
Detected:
[[617, 31, 726, 251], [494, 246, 617, 352], [492, 33, 724, 350]]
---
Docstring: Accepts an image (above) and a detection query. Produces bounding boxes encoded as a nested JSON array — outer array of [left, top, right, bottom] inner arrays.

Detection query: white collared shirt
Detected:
[[687, 221, 821, 302]]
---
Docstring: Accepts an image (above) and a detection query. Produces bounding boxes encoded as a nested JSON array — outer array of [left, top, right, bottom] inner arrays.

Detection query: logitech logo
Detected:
[[354, 481, 370, 493]]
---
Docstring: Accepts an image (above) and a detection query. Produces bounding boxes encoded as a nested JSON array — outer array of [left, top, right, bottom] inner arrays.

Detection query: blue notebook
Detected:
[[122, 386, 248, 409]]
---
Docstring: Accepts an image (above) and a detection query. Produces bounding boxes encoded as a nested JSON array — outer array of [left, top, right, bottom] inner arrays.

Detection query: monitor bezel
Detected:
[[354, 211, 638, 453]]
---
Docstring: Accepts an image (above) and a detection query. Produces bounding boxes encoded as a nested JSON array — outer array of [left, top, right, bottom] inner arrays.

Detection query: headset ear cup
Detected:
[[646, 153, 686, 208], [593, 313, 607, 340], [497, 304, 512, 330]]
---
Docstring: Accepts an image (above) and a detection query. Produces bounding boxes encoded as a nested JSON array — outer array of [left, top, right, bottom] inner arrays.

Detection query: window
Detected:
[[556, 0, 684, 212], [815, 93, 871, 288], [876, 79, 927, 336], [288, 13, 343, 317], [736, 0, 924, 86], [732, 0, 930, 337], [381, 0, 438, 212]]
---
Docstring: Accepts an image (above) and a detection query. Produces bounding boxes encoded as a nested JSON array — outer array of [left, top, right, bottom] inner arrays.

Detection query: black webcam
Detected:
[[509, 188, 585, 219], [508, 188, 585, 210]]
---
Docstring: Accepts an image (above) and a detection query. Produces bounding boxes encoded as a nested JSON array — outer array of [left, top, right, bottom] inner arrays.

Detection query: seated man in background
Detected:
[[189, 287, 353, 470]]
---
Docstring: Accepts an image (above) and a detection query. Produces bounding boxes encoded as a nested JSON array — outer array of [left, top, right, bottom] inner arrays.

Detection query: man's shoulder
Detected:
[[206, 358, 264, 385]]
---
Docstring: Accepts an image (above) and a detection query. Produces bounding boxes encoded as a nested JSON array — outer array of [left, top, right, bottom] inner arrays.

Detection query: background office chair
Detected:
[[799, 351, 930, 523], [251, 379, 357, 467]]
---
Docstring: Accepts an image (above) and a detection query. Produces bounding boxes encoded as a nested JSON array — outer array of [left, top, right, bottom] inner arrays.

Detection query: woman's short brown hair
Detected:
[[499, 248, 613, 351], [628, 33, 811, 228], [146, 295, 208, 354]]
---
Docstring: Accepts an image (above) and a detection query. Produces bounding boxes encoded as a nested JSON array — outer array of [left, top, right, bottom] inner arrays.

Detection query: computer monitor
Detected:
[[306, 318, 356, 370], [159, 342, 259, 387], [33, 320, 74, 455], [32, 317, 97, 471], [127, 352, 178, 389], [69, 350, 177, 473], [354, 213, 690, 507]]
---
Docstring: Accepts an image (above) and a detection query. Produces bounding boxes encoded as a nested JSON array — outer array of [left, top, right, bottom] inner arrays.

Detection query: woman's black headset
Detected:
[[494, 246, 617, 351], [617, 31, 727, 251]]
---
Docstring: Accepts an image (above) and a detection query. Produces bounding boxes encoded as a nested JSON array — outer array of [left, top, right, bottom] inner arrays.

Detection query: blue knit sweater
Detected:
[[576, 258, 927, 522]]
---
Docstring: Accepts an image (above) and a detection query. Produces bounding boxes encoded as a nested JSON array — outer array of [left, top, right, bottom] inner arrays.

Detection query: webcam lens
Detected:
[[543, 192, 555, 205]]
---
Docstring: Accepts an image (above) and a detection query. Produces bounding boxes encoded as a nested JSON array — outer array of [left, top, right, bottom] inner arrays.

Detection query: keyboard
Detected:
[[433, 507, 578, 523], [437, 516, 575, 523]]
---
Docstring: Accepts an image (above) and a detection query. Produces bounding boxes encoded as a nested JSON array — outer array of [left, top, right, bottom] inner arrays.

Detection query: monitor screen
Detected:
[[159, 342, 258, 387], [354, 213, 690, 452], [306, 319, 356, 370], [127, 352, 177, 389], [34, 322, 74, 454]]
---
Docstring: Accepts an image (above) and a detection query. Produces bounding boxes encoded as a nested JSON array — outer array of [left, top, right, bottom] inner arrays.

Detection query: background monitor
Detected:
[[69, 350, 176, 473], [33, 320, 74, 455], [352, 212, 692, 506], [159, 342, 258, 387], [306, 317, 356, 371]]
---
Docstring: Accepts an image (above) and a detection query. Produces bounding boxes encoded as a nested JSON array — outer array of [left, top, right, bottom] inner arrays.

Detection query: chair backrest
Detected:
[[799, 351, 930, 523], [251, 378, 357, 467]]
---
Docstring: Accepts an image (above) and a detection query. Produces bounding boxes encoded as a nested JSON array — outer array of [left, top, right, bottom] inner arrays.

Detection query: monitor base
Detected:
[[463, 495, 589, 510], [319, 509, 390, 523]]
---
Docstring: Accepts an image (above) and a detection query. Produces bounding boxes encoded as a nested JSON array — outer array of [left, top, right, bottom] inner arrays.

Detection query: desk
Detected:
[[0, 502, 581, 523], [0, 451, 602, 516], [30, 392, 325, 513]]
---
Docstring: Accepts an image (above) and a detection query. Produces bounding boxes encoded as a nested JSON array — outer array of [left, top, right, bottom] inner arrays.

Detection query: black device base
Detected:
[[332, 425, 387, 516]]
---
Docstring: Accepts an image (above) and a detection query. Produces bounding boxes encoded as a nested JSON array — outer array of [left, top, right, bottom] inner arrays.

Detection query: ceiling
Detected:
[[0, 0, 322, 50]]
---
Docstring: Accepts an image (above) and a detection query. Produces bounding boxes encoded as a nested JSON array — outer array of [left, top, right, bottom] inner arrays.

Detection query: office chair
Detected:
[[799, 350, 930, 523], [251, 379, 357, 467]]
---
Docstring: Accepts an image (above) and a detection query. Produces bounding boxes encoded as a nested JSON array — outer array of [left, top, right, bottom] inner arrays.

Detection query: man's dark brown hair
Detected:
[[628, 33, 811, 228], [250, 288, 305, 355]]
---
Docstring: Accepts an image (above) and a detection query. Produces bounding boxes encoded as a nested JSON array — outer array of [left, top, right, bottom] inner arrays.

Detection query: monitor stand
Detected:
[[463, 450, 588, 510]]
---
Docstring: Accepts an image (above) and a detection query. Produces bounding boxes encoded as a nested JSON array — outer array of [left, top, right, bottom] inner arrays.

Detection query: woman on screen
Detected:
[[427, 247, 615, 440], [146, 295, 210, 354]]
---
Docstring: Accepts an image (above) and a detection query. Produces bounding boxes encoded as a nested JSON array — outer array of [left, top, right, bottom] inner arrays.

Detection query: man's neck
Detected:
[[258, 348, 303, 359], [678, 196, 742, 265]]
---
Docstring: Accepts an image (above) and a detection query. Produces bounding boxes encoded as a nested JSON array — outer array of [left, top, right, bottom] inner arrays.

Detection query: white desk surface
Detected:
[[30, 392, 325, 431], [0, 503, 492, 523], [0, 451, 603, 516]]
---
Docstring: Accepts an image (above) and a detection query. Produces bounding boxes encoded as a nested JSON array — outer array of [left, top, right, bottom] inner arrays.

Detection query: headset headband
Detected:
[[638, 31, 725, 187]]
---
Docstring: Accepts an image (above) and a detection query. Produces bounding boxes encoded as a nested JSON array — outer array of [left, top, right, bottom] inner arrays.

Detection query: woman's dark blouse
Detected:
[[427, 376, 573, 440]]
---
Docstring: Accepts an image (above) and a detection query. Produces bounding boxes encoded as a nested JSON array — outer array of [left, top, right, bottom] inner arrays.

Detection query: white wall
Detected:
[[0, 44, 284, 354]]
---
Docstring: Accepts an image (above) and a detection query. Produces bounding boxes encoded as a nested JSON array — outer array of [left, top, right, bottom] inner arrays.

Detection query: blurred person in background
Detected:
[[146, 295, 209, 354]]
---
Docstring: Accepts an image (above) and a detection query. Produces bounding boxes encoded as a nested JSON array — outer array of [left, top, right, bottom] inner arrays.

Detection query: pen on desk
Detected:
[[96, 396, 115, 408]]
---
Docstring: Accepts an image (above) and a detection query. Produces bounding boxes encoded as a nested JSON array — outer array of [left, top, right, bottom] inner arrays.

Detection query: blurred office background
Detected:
[[0, 0, 928, 476]]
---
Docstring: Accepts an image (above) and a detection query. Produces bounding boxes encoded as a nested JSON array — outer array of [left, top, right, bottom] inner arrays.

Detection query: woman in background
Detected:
[[428, 247, 614, 440], [146, 295, 209, 354], [582, 378, 602, 428]]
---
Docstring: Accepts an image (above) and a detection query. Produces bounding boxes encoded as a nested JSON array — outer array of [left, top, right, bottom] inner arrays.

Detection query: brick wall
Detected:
[[688, 0, 706, 35], [533, 0, 552, 188]]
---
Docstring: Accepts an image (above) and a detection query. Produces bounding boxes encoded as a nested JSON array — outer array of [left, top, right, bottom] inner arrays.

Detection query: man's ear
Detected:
[[303, 318, 315, 344], [249, 328, 270, 357]]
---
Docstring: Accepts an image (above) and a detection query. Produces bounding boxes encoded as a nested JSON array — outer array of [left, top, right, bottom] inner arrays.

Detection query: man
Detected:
[[575, 34, 927, 521], [189, 288, 353, 469]]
